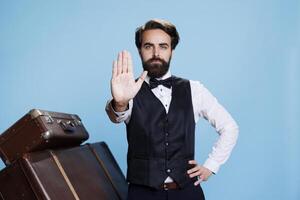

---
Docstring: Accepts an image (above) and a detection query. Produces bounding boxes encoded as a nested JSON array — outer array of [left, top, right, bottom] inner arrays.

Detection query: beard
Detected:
[[142, 56, 171, 78]]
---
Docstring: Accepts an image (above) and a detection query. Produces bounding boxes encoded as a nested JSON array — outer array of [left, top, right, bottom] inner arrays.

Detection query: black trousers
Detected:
[[127, 182, 205, 200]]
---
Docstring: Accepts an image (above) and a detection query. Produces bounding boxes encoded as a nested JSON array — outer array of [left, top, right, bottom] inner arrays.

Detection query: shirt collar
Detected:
[[145, 70, 171, 84]]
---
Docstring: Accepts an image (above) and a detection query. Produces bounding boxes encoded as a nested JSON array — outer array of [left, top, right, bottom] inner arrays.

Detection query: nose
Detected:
[[153, 46, 160, 57]]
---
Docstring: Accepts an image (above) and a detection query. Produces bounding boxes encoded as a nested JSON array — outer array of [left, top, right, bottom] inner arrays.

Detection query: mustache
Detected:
[[147, 57, 165, 63]]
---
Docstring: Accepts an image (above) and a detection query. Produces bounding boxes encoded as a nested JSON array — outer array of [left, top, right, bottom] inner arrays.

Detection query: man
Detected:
[[106, 19, 239, 200]]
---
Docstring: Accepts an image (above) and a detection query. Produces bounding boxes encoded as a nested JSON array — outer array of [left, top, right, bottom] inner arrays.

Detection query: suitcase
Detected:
[[0, 142, 128, 200], [0, 109, 89, 165]]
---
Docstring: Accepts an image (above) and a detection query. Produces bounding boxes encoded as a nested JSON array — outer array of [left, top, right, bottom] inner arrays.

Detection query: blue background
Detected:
[[0, 1, 299, 199]]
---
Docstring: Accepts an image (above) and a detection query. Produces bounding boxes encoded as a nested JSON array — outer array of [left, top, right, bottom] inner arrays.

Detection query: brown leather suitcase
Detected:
[[0, 109, 89, 165], [0, 142, 128, 200]]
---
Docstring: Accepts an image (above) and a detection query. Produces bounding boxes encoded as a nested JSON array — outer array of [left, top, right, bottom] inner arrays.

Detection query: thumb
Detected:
[[135, 71, 148, 88]]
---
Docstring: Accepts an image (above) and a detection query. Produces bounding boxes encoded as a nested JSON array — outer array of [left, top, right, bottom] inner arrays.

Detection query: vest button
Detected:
[[165, 132, 169, 136], [166, 169, 171, 173], [165, 142, 169, 146]]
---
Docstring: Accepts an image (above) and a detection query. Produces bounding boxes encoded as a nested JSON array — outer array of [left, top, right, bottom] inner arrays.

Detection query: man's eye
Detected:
[[144, 45, 151, 49], [160, 45, 168, 49]]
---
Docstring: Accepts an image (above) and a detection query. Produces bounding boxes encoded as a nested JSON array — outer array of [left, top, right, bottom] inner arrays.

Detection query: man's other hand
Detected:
[[187, 160, 213, 186]]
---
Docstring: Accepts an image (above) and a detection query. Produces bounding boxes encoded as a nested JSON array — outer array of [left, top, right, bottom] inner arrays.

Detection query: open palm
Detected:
[[111, 50, 147, 106]]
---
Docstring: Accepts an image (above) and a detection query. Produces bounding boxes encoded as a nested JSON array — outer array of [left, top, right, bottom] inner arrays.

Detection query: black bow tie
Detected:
[[149, 77, 173, 89]]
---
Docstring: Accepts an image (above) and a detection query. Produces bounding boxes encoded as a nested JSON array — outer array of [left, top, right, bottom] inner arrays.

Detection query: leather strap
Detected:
[[50, 151, 80, 200]]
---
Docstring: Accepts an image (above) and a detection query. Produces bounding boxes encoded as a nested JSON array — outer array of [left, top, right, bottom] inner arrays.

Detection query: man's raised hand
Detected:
[[111, 50, 147, 111]]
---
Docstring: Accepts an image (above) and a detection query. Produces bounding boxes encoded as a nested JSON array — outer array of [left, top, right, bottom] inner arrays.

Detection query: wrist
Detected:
[[112, 99, 129, 112]]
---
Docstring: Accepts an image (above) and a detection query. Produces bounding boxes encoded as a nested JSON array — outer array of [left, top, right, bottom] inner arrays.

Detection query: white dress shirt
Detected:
[[106, 70, 239, 181]]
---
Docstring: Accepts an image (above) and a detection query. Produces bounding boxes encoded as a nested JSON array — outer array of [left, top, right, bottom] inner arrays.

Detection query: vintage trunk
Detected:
[[0, 142, 128, 200]]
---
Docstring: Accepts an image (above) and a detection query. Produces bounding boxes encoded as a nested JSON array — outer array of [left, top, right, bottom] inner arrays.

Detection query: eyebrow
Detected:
[[159, 43, 169, 46], [143, 42, 170, 47]]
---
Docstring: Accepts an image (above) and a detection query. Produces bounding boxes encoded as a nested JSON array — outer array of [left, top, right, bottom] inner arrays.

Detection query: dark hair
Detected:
[[135, 19, 180, 50]]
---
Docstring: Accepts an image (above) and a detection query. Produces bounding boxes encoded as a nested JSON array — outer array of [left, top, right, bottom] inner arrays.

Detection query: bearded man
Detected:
[[106, 19, 239, 200]]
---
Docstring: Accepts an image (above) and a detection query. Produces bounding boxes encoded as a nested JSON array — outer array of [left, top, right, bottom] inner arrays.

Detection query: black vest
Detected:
[[126, 76, 196, 189]]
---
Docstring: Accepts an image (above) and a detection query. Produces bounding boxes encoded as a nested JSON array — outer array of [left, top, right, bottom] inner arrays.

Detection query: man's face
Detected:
[[139, 29, 173, 78]]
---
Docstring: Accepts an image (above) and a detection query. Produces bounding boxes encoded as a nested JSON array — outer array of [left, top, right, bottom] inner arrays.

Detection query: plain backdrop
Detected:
[[0, 1, 299, 199]]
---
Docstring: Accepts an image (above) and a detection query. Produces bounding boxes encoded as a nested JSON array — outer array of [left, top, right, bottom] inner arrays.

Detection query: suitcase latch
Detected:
[[59, 120, 76, 133], [44, 115, 54, 124]]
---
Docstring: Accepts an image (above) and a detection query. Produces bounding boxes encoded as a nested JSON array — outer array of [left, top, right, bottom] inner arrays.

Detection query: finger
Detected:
[[187, 166, 199, 174], [127, 51, 133, 74], [112, 60, 118, 78], [199, 174, 207, 181], [135, 71, 148, 88], [122, 50, 128, 73], [189, 166, 207, 178], [189, 170, 201, 178], [187, 165, 200, 174], [141, 70, 148, 79], [188, 160, 197, 169], [117, 52, 123, 74], [188, 160, 197, 165], [194, 179, 202, 186]]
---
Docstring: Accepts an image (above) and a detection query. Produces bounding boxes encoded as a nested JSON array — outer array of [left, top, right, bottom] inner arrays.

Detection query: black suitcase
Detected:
[[0, 109, 89, 165], [0, 142, 128, 200]]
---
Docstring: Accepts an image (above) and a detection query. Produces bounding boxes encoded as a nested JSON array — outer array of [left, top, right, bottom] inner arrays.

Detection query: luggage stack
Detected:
[[0, 109, 128, 200]]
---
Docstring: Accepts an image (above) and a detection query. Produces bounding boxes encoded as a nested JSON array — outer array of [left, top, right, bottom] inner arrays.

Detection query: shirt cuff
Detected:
[[107, 100, 129, 117], [203, 158, 220, 174]]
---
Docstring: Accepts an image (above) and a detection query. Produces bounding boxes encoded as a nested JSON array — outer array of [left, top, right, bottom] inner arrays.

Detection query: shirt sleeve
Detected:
[[190, 80, 239, 174], [105, 99, 133, 124]]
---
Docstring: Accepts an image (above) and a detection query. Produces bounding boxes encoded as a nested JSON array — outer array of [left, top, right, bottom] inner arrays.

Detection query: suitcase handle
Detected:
[[59, 121, 76, 133]]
